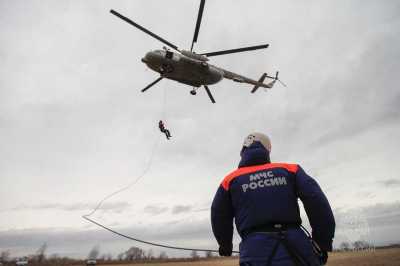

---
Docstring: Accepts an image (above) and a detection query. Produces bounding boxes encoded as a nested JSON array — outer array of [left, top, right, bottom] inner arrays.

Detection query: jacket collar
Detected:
[[238, 142, 270, 168]]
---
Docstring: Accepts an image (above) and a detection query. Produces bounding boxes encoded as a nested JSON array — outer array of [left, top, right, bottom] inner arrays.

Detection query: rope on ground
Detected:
[[83, 215, 239, 254]]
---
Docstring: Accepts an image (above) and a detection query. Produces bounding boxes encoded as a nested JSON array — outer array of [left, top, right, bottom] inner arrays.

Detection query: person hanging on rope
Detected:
[[211, 132, 335, 266], [159, 120, 172, 140]]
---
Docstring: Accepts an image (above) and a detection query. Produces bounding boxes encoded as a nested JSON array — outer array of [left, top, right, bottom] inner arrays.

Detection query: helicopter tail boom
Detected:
[[221, 69, 281, 91]]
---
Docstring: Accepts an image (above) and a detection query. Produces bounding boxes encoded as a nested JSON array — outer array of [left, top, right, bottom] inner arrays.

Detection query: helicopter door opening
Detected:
[[165, 51, 173, 59]]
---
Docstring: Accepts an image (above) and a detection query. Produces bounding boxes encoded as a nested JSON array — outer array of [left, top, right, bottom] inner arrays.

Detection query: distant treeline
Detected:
[[333, 241, 400, 252], [0, 243, 229, 266], [2, 242, 400, 265]]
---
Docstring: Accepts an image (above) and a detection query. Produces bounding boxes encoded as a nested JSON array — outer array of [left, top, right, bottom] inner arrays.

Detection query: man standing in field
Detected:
[[211, 133, 335, 266]]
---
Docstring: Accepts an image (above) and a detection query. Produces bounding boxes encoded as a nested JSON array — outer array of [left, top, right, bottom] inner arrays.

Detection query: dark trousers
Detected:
[[162, 129, 171, 139]]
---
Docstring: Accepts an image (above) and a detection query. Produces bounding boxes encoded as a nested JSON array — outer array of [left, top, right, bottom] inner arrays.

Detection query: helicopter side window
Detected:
[[165, 51, 173, 59]]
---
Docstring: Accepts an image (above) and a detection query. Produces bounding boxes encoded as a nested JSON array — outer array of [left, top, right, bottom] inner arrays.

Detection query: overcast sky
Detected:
[[1, 0, 400, 259]]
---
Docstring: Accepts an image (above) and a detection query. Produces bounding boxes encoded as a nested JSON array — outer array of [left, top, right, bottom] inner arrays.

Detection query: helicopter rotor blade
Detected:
[[110, 9, 180, 52], [204, 85, 216, 103], [201, 44, 269, 57], [190, 0, 206, 52], [141, 77, 163, 92]]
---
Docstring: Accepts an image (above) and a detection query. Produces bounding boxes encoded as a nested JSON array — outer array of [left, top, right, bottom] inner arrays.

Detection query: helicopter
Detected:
[[110, 0, 285, 103]]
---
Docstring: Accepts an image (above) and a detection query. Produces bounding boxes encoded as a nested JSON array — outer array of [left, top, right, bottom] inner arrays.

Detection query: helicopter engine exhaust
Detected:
[[181, 50, 209, 62]]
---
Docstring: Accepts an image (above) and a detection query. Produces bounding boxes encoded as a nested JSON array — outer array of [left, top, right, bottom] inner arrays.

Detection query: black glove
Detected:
[[319, 251, 328, 265], [218, 243, 232, 257]]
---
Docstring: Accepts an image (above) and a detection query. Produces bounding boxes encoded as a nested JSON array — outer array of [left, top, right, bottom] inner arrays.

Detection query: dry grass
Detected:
[[327, 248, 400, 266], [97, 248, 400, 266]]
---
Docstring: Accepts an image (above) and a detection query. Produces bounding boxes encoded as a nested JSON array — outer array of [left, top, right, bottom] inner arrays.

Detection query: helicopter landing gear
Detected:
[[190, 88, 197, 95]]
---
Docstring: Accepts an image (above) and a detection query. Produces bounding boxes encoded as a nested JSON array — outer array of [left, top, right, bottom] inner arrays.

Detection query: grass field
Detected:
[[97, 248, 400, 266]]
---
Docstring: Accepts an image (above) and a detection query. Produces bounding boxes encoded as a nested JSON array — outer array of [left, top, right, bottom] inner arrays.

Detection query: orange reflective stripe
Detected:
[[221, 163, 298, 190]]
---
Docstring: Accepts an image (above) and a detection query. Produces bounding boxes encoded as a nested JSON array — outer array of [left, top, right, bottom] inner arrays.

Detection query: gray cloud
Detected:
[[171, 205, 193, 215], [355, 191, 376, 200], [332, 202, 400, 246], [143, 205, 169, 216], [2, 202, 131, 213], [307, 32, 400, 149], [380, 179, 400, 187], [361, 202, 400, 226]]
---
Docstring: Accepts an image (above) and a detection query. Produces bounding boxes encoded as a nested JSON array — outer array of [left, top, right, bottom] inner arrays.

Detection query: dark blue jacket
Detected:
[[211, 143, 335, 265]]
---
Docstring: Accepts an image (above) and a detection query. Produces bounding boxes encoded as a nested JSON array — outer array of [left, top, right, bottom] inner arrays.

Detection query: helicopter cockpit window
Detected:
[[165, 51, 173, 59]]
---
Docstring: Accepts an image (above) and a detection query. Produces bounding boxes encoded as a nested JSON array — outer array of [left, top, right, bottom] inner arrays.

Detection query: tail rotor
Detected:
[[268, 71, 287, 87]]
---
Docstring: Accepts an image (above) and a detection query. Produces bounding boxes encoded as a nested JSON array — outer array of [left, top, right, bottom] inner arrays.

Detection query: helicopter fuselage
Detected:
[[141, 50, 223, 87]]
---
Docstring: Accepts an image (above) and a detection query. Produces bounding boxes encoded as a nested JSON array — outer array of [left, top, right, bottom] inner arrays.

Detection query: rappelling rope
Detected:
[[83, 87, 167, 218], [83, 133, 161, 217], [84, 86, 167, 218], [161, 85, 167, 121], [82, 87, 240, 254]]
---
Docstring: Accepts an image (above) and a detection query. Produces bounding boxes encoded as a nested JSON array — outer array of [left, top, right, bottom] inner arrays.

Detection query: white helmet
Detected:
[[242, 132, 272, 152]]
